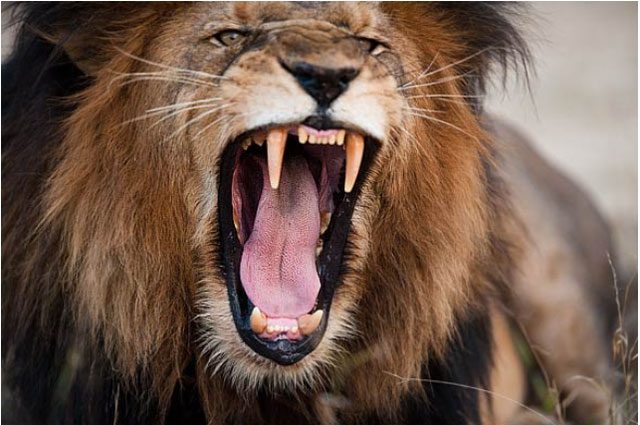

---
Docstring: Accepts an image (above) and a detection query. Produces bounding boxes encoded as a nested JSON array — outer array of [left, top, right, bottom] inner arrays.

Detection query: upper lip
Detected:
[[216, 117, 378, 365]]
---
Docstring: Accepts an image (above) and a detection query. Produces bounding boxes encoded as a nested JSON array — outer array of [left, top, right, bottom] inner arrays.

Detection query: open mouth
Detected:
[[217, 117, 377, 365]]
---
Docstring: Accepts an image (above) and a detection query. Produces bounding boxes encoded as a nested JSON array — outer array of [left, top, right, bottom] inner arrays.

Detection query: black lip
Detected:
[[216, 120, 378, 365]]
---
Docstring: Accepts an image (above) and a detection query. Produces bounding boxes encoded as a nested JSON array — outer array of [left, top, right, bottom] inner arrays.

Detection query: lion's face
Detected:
[[158, 2, 408, 378], [41, 1, 500, 400]]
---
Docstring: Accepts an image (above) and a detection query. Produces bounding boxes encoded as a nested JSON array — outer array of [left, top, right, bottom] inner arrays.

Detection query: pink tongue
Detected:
[[240, 156, 321, 318]]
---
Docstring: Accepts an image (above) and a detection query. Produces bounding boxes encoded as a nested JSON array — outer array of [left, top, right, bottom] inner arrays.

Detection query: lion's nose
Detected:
[[283, 61, 359, 108]]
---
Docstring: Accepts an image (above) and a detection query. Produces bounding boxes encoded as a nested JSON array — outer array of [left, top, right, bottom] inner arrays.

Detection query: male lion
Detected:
[[2, 3, 622, 424]]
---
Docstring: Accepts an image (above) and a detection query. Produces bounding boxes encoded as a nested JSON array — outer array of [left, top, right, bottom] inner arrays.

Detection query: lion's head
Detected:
[[3, 2, 528, 423]]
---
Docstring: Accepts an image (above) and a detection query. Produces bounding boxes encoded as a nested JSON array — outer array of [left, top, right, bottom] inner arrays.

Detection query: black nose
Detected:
[[283, 62, 359, 108]]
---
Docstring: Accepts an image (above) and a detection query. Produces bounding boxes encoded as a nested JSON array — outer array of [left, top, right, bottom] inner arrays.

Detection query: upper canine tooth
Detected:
[[336, 130, 346, 146], [250, 307, 267, 334], [344, 132, 364, 193], [298, 310, 323, 335], [298, 126, 308, 144], [242, 138, 251, 150], [267, 128, 287, 189]]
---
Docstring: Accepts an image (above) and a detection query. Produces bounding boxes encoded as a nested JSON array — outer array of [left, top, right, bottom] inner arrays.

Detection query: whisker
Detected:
[[405, 93, 484, 100], [169, 104, 232, 139], [399, 71, 476, 92], [118, 100, 222, 126], [150, 103, 224, 128], [409, 47, 493, 82], [383, 371, 556, 425], [403, 106, 445, 114], [114, 46, 227, 81], [192, 114, 233, 139], [402, 51, 440, 88], [109, 71, 219, 88], [426, 97, 479, 107], [113, 75, 218, 89], [407, 112, 478, 141], [146, 97, 224, 113]]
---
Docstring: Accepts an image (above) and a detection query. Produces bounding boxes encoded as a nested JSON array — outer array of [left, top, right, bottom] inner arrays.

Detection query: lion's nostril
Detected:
[[282, 61, 359, 108]]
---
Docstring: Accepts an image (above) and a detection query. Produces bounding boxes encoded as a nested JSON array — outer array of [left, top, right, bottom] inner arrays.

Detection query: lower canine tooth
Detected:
[[233, 209, 240, 233], [298, 310, 323, 335], [344, 132, 364, 193], [267, 128, 287, 189], [320, 212, 331, 235], [250, 307, 267, 334]]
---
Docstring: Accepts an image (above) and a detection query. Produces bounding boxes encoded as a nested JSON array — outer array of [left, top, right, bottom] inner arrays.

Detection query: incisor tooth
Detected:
[[344, 132, 364, 193], [250, 307, 267, 334], [267, 128, 287, 189], [309, 134, 317, 144], [298, 126, 308, 144], [336, 130, 346, 146], [328, 134, 336, 145], [252, 131, 265, 146], [298, 310, 323, 335]]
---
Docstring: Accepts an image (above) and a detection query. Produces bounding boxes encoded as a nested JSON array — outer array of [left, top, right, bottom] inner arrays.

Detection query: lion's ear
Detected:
[[48, 28, 106, 76], [385, 2, 531, 98], [10, 3, 158, 77]]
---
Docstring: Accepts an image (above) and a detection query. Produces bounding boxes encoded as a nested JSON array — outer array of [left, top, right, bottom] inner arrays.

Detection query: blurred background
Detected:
[[486, 2, 638, 275], [2, 3, 637, 273]]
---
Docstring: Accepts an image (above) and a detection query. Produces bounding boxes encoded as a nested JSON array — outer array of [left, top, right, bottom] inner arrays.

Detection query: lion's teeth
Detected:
[[328, 134, 336, 145], [291, 326, 299, 334], [233, 209, 240, 233], [298, 310, 323, 335], [308, 134, 317, 144], [298, 126, 308, 144], [344, 132, 364, 193], [252, 131, 265, 146], [242, 138, 251, 150], [250, 307, 267, 334], [336, 130, 346, 146], [267, 128, 287, 189], [320, 212, 331, 235]]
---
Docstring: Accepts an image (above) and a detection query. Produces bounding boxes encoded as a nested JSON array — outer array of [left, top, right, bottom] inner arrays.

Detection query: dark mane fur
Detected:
[[3, 2, 526, 424]]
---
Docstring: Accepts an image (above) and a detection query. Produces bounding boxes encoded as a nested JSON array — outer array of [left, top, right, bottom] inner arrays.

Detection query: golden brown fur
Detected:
[[2, 3, 619, 424]]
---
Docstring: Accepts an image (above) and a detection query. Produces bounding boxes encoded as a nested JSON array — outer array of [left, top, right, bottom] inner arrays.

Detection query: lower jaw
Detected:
[[216, 125, 378, 365]]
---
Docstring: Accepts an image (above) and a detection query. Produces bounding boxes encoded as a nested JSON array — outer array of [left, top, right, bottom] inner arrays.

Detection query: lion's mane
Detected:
[[2, 3, 529, 424]]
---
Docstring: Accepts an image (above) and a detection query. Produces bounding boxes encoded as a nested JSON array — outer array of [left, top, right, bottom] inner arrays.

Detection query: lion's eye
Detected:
[[358, 37, 387, 56], [213, 30, 246, 47]]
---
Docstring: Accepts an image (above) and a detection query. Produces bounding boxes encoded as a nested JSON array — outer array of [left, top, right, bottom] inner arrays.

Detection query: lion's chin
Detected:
[[216, 116, 378, 365]]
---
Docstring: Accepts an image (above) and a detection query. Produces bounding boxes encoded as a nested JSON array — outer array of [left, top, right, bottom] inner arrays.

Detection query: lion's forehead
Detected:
[[191, 2, 382, 33]]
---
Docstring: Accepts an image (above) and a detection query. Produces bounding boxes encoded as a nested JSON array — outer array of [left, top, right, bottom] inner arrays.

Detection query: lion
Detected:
[[2, 2, 623, 424]]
